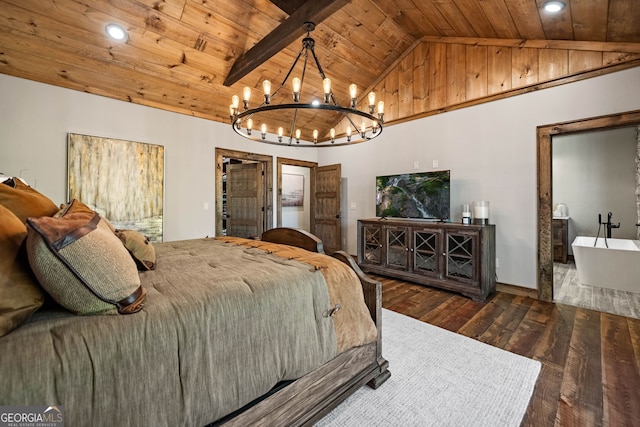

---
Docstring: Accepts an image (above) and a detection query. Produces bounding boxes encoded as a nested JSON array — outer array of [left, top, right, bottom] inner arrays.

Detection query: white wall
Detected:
[[281, 164, 311, 231], [2, 68, 640, 289], [0, 74, 318, 242], [318, 67, 640, 289], [553, 127, 637, 251]]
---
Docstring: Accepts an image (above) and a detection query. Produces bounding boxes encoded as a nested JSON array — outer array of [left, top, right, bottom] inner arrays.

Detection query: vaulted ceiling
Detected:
[[0, 0, 639, 142]]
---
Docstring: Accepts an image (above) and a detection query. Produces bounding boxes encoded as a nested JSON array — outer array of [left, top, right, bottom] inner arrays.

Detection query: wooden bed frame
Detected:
[[217, 228, 390, 426]]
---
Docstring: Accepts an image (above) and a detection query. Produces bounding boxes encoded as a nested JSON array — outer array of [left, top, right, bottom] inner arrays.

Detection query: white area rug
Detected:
[[316, 309, 541, 427]]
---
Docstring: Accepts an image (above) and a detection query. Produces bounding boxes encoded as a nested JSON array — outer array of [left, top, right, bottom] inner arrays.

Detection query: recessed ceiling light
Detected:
[[105, 23, 128, 41], [543, 1, 566, 13]]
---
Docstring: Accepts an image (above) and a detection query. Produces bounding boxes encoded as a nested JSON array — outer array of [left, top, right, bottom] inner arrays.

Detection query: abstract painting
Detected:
[[67, 133, 164, 242]]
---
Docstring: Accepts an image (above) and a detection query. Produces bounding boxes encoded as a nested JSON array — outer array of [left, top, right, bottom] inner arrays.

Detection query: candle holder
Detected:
[[462, 204, 471, 225], [473, 201, 490, 225]]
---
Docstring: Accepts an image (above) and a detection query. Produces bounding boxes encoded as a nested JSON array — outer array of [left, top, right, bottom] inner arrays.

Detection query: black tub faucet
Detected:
[[602, 212, 620, 238]]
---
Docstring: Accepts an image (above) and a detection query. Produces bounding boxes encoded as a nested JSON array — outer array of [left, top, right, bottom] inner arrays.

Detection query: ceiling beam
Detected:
[[223, 0, 351, 87], [269, 0, 308, 15]]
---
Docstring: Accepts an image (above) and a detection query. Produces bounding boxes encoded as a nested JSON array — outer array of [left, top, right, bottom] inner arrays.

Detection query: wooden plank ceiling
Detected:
[[0, 0, 639, 142]]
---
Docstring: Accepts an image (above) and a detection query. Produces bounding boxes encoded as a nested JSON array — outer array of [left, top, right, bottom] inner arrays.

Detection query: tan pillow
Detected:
[[115, 229, 156, 270], [0, 205, 45, 336], [0, 178, 58, 223], [26, 200, 146, 315]]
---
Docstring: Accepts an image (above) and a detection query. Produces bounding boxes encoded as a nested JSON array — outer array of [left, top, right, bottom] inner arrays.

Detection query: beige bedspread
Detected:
[[0, 237, 376, 426]]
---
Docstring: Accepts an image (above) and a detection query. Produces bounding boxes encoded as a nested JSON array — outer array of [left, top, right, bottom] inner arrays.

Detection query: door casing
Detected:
[[277, 158, 342, 253], [536, 109, 640, 301], [215, 148, 272, 237], [276, 157, 317, 229]]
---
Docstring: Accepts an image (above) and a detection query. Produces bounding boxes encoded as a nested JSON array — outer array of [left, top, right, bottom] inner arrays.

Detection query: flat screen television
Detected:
[[376, 170, 450, 220]]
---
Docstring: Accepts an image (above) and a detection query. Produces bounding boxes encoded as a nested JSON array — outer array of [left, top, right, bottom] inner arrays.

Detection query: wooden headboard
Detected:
[[261, 227, 325, 254]]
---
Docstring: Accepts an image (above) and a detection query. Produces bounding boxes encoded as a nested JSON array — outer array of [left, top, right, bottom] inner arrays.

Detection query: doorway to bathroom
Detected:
[[552, 126, 639, 318], [537, 109, 640, 318]]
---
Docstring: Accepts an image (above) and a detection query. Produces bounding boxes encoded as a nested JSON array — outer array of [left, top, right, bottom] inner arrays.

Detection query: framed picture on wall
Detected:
[[67, 133, 164, 242], [282, 173, 304, 207]]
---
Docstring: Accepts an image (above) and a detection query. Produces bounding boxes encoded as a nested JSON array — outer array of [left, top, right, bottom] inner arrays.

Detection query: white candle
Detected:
[[474, 206, 489, 219]]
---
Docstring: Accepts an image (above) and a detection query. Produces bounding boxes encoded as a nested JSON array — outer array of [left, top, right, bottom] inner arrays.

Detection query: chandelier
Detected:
[[229, 22, 384, 147]]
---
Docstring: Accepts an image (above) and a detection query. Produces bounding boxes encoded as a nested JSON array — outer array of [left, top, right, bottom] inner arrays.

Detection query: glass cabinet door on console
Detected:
[[445, 230, 478, 286], [412, 228, 441, 278], [385, 226, 409, 271], [360, 223, 383, 267]]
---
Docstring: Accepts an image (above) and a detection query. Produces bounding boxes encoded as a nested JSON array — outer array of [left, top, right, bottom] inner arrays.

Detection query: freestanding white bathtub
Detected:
[[571, 236, 640, 293]]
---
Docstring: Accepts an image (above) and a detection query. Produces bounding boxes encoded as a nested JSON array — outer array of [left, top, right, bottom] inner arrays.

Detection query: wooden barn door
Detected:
[[227, 162, 263, 238], [312, 164, 341, 254]]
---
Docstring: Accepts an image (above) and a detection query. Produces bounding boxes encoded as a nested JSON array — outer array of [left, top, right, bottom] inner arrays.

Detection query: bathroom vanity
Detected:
[[553, 217, 569, 264]]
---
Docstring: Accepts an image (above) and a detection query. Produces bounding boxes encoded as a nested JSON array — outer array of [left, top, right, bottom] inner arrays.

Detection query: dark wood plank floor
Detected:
[[376, 275, 640, 427]]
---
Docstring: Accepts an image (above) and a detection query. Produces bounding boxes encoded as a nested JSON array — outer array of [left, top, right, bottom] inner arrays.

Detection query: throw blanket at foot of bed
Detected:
[[0, 237, 377, 426]]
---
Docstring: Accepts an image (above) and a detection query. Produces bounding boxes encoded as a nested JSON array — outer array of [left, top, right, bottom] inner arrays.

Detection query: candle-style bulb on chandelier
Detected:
[[229, 22, 384, 147]]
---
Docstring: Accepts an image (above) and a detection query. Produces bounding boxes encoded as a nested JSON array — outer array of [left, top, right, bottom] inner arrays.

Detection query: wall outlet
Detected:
[[203, 202, 209, 211], [432, 159, 439, 168], [413, 161, 420, 170], [496, 258, 499, 268], [350, 202, 357, 210]]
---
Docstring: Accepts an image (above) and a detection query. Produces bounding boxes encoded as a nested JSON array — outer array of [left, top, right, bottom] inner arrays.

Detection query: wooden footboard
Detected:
[[331, 250, 390, 389], [214, 228, 390, 426]]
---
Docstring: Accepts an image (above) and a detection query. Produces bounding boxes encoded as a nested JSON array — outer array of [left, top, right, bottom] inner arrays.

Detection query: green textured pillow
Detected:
[[26, 200, 146, 315], [115, 229, 156, 271], [0, 205, 45, 336], [0, 178, 59, 223]]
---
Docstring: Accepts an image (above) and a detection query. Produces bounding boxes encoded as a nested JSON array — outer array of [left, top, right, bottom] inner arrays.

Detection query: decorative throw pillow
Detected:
[[115, 229, 156, 271], [54, 201, 116, 232], [0, 205, 45, 337], [0, 178, 59, 223], [26, 200, 146, 315]]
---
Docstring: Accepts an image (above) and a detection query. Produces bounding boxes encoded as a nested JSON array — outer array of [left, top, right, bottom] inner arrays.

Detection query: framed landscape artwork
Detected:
[[282, 173, 304, 207], [67, 133, 164, 242]]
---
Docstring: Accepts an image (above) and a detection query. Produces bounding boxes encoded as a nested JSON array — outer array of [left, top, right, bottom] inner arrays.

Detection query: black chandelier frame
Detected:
[[230, 22, 383, 147]]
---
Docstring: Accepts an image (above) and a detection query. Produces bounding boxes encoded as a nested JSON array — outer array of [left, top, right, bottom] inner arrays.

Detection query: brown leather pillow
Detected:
[[55, 200, 117, 232], [0, 178, 58, 223], [26, 200, 146, 315], [0, 205, 45, 336], [115, 229, 156, 270]]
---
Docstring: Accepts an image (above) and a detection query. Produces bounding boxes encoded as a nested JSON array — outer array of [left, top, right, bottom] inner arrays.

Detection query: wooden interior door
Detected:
[[227, 162, 263, 238], [312, 163, 341, 254]]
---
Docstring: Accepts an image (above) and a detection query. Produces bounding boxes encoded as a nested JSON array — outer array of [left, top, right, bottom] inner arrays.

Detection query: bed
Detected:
[[0, 182, 390, 426]]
